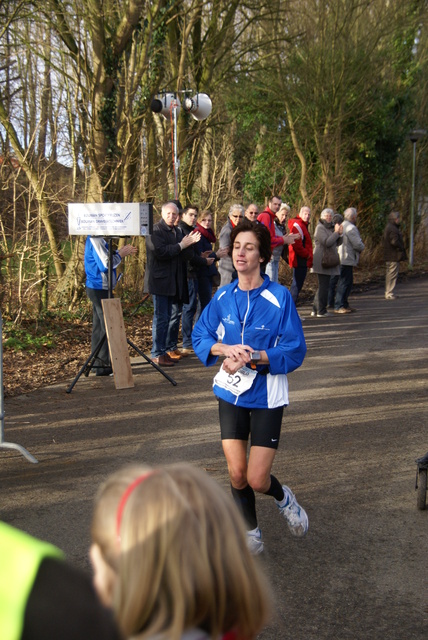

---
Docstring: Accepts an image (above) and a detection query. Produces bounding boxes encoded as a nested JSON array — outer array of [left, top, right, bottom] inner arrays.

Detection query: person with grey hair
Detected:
[[218, 204, 244, 286], [383, 211, 407, 299], [147, 201, 200, 366], [334, 207, 365, 313], [311, 208, 343, 317]]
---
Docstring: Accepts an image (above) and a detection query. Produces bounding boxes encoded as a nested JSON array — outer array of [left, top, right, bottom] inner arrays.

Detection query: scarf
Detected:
[[320, 219, 334, 229], [196, 223, 216, 243]]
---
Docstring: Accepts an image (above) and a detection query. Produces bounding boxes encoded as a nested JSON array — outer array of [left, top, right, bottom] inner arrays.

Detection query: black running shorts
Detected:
[[218, 398, 284, 449]]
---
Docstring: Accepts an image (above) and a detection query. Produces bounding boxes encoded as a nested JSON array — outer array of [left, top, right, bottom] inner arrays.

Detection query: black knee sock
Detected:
[[230, 484, 258, 530], [263, 474, 284, 502]]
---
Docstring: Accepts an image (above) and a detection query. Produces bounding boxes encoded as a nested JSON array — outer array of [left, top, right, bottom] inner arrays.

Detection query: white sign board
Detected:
[[68, 202, 153, 236]]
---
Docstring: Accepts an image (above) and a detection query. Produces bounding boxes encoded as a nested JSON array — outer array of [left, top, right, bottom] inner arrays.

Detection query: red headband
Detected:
[[116, 472, 153, 543]]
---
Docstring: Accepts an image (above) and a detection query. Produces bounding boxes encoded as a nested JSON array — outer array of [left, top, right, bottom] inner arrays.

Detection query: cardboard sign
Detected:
[[68, 202, 153, 236]]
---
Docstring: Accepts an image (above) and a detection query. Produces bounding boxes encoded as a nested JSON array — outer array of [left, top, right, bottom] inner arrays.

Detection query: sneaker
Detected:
[[316, 311, 330, 318], [275, 485, 308, 537], [385, 293, 397, 300], [246, 527, 264, 555], [179, 348, 193, 356], [310, 311, 316, 317]]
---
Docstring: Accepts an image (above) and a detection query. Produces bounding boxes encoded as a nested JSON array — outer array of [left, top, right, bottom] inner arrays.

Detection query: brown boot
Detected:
[[153, 355, 175, 367], [167, 350, 182, 361]]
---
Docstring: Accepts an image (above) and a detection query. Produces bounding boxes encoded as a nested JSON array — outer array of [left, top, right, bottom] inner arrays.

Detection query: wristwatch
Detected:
[[250, 351, 261, 369]]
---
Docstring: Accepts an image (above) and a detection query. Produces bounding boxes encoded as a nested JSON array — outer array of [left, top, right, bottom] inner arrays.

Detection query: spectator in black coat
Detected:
[[146, 202, 200, 367]]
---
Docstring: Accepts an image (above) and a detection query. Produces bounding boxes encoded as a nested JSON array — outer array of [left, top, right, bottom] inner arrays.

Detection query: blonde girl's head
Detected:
[[197, 209, 213, 223], [90, 464, 271, 640]]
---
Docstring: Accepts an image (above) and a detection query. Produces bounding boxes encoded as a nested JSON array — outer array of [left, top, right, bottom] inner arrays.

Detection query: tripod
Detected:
[[66, 238, 176, 393]]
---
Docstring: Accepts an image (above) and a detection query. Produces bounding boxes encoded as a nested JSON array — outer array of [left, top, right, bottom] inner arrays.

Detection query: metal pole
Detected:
[[0, 312, 38, 463], [408, 129, 426, 267], [409, 140, 416, 268], [173, 100, 179, 199], [108, 238, 113, 298]]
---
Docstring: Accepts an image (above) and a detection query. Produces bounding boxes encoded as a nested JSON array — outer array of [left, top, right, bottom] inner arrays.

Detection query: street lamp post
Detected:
[[408, 129, 426, 267]]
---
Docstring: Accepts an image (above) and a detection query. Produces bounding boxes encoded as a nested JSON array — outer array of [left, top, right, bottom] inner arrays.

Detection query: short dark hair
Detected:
[[182, 205, 199, 215], [269, 194, 281, 203], [229, 219, 272, 266]]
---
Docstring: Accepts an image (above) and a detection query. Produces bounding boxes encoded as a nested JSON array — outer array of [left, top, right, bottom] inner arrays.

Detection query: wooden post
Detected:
[[102, 299, 134, 389]]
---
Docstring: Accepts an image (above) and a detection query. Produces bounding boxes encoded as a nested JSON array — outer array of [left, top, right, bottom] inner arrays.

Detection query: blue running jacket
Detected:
[[84, 236, 122, 290], [192, 274, 306, 409]]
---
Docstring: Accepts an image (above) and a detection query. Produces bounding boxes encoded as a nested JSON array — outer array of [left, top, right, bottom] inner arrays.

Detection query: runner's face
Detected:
[[232, 231, 263, 276]]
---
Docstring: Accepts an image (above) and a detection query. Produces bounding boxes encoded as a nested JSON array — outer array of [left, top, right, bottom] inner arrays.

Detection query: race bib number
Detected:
[[214, 364, 257, 397]]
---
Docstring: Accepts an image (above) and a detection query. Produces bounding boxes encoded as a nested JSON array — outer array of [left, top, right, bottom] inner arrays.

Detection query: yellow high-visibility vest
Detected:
[[0, 521, 64, 640]]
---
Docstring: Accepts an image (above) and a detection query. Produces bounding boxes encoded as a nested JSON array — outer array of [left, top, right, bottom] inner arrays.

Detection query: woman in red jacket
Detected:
[[287, 206, 313, 304]]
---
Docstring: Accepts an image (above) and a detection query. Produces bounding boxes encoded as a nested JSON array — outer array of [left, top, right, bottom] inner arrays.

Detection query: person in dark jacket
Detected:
[[384, 211, 407, 300], [146, 202, 200, 367], [173, 206, 208, 356], [165, 205, 203, 360], [194, 210, 228, 310]]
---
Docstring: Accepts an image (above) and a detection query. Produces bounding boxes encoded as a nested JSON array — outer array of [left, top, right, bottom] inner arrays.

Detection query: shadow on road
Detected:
[[1, 277, 427, 639]]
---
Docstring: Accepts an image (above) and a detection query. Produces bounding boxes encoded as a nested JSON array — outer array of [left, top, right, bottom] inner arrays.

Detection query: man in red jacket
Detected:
[[257, 195, 282, 249], [287, 206, 313, 304]]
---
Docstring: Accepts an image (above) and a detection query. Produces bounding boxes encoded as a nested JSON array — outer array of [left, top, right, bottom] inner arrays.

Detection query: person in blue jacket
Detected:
[[192, 219, 308, 554], [85, 236, 137, 376]]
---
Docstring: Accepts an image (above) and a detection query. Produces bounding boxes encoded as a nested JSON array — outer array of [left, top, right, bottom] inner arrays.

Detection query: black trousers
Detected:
[[86, 287, 110, 369], [313, 274, 331, 315], [335, 265, 353, 309]]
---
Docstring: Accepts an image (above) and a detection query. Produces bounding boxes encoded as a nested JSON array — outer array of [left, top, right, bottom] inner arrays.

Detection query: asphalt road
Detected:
[[1, 275, 427, 639]]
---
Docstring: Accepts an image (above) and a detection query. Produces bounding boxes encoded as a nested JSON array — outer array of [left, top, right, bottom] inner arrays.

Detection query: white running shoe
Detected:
[[246, 527, 264, 555], [275, 485, 309, 537]]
